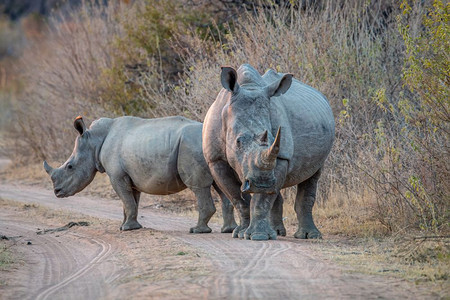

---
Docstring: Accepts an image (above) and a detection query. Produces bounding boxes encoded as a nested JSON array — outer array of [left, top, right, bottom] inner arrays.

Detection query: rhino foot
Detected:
[[221, 223, 237, 233], [120, 221, 143, 231], [232, 225, 248, 239], [244, 220, 277, 241], [271, 223, 287, 236], [294, 227, 322, 239], [244, 230, 277, 241], [189, 226, 212, 234]]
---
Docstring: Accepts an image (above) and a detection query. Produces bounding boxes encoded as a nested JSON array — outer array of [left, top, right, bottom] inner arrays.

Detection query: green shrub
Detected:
[[370, 0, 449, 232]]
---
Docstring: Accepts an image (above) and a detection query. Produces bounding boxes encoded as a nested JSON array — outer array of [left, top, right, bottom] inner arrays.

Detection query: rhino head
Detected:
[[43, 116, 103, 198], [220, 64, 292, 194]]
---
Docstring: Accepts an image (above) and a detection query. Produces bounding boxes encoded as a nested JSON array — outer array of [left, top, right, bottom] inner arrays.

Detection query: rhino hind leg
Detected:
[[220, 196, 238, 233], [189, 187, 216, 233], [270, 193, 286, 236], [123, 189, 142, 230], [294, 169, 322, 239], [212, 183, 238, 233], [111, 176, 142, 231], [121, 189, 141, 229]]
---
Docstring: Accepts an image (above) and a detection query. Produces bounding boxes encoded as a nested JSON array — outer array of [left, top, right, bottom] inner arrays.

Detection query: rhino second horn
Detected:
[[260, 130, 268, 144], [43, 160, 54, 175], [262, 126, 281, 169]]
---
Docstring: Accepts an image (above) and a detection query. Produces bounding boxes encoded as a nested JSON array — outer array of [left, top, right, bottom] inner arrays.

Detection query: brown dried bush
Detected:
[[8, 2, 127, 161], [148, 0, 447, 234]]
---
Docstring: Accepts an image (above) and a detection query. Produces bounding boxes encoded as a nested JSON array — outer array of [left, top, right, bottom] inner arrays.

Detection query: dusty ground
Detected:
[[0, 160, 448, 299]]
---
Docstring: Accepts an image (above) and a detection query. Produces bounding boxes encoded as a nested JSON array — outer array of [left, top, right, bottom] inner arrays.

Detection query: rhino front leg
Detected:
[[270, 193, 286, 236], [110, 176, 142, 231], [209, 161, 250, 238], [190, 187, 216, 233], [213, 183, 238, 233], [244, 159, 288, 241], [294, 169, 322, 239], [244, 193, 278, 240]]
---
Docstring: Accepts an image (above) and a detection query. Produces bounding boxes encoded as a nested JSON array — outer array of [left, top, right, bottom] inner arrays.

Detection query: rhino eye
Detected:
[[236, 137, 244, 148], [67, 164, 73, 170], [236, 135, 249, 149]]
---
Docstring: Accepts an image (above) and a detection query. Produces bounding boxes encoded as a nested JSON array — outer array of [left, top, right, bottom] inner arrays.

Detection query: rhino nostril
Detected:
[[241, 180, 251, 193], [54, 188, 61, 194]]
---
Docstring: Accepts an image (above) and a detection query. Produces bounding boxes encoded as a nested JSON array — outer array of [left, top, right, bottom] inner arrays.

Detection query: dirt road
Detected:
[[0, 183, 434, 299]]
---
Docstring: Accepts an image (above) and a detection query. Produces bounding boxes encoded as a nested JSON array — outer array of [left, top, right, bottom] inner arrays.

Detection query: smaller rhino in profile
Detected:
[[44, 116, 237, 233]]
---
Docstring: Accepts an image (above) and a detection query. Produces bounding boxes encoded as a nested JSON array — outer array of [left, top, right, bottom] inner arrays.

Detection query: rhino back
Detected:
[[101, 116, 201, 195]]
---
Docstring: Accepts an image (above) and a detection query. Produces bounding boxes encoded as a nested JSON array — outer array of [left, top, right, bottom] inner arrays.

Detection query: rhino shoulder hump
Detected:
[[262, 69, 282, 83], [90, 117, 113, 130]]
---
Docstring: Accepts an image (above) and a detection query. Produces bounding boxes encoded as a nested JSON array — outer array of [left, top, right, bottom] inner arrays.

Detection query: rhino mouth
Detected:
[[55, 190, 66, 198], [241, 179, 277, 194], [54, 188, 70, 198]]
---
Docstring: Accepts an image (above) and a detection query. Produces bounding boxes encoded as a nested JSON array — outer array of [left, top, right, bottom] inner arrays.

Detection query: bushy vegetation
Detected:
[[1, 0, 448, 236], [363, 0, 449, 233]]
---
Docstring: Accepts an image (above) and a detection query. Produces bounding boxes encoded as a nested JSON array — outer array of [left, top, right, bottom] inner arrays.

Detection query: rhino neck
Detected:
[[93, 138, 106, 173], [88, 118, 113, 173]]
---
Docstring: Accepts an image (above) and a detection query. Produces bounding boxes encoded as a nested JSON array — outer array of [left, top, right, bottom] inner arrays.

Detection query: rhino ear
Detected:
[[221, 66, 239, 93], [266, 74, 293, 98], [74, 116, 86, 136]]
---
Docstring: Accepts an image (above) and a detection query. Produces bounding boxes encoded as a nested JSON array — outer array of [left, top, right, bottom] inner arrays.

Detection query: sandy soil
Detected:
[[0, 181, 441, 300]]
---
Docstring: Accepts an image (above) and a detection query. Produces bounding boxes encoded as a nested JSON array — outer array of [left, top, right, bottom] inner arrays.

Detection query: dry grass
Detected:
[[168, 1, 448, 236], [167, 1, 414, 235], [1, 0, 448, 239], [6, 2, 127, 162], [0, 197, 105, 227], [315, 235, 449, 295]]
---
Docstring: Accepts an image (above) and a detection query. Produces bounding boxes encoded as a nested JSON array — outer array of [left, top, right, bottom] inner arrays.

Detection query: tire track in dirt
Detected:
[[35, 233, 112, 300], [174, 234, 303, 299], [0, 211, 117, 300], [0, 183, 435, 299]]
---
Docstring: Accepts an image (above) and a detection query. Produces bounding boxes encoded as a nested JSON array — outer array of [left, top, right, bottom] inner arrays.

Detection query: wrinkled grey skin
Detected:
[[202, 64, 335, 240], [44, 116, 237, 233]]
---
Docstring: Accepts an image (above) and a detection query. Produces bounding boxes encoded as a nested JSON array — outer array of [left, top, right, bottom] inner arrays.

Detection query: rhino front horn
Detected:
[[262, 127, 281, 169], [43, 160, 54, 175]]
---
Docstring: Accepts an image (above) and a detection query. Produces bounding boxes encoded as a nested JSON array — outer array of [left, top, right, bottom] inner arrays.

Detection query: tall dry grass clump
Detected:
[[167, 1, 398, 233], [161, 0, 448, 235], [9, 2, 128, 161], [6, 0, 224, 158]]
